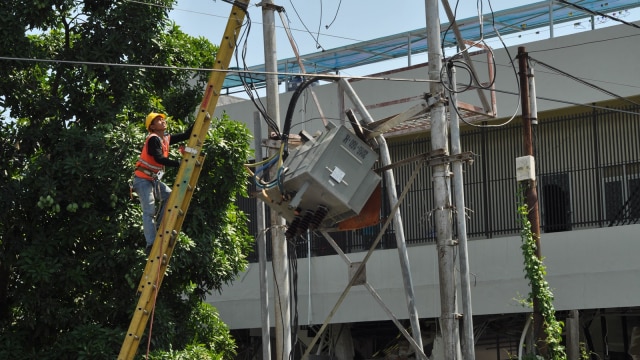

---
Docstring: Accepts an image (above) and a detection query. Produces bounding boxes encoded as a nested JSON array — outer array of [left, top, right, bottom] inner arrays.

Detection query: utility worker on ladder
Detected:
[[132, 112, 193, 255]]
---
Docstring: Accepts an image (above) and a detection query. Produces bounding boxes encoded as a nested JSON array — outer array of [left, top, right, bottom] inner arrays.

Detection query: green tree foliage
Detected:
[[0, 1, 253, 358]]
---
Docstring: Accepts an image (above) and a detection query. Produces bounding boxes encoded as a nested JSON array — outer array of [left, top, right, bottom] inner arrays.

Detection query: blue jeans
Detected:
[[133, 175, 172, 247]]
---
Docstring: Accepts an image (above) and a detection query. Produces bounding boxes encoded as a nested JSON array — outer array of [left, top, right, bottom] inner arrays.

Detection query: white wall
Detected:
[[208, 224, 640, 329]]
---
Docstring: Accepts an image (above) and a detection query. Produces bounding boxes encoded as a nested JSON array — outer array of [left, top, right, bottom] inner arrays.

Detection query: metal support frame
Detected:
[[341, 78, 425, 357], [301, 156, 427, 359], [298, 78, 429, 359], [320, 230, 427, 358]]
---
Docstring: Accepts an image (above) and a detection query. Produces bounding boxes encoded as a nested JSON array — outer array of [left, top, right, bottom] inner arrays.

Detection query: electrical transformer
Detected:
[[261, 123, 381, 237]]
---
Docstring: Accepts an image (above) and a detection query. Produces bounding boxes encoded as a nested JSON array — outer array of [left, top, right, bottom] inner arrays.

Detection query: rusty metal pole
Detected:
[[517, 46, 545, 355]]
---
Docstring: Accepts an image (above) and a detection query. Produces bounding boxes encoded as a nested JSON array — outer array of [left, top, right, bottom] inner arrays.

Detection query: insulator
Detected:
[[286, 216, 302, 239], [297, 210, 315, 235], [309, 205, 329, 230]]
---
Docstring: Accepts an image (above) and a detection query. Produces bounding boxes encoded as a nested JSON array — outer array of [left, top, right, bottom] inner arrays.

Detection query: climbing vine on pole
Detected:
[[517, 187, 567, 360]]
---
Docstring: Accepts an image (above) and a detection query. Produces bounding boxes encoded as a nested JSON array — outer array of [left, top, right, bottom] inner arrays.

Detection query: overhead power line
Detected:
[[479, 85, 640, 116], [125, 0, 362, 44], [0, 55, 439, 84], [3, 53, 639, 118], [557, 0, 640, 30], [530, 32, 640, 53], [528, 56, 640, 108]]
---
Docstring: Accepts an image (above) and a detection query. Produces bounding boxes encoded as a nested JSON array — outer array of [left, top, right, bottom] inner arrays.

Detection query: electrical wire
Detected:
[[324, 0, 342, 30], [467, 52, 640, 94], [292, 115, 336, 128], [287, 236, 299, 360], [8, 1, 639, 130], [441, 0, 522, 129], [128, 0, 362, 44], [440, 59, 476, 94], [448, 0, 587, 61], [225, 3, 302, 150], [119, 0, 640, 95], [470, 83, 640, 116], [277, 8, 330, 128], [440, 0, 502, 116], [528, 56, 640, 108], [530, 32, 640, 53], [0, 55, 443, 85], [281, 75, 337, 157], [316, 0, 323, 49], [230, 6, 282, 137], [441, 0, 461, 54], [214, 2, 286, 190], [245, 150, 281, 167], [462, 51, 640, 121], [445, 0, 490, 60], [288, 0, 325, 51], [558, 0, 640, 30], [251, 143, 286, 190], [479, 0, 510, 92]]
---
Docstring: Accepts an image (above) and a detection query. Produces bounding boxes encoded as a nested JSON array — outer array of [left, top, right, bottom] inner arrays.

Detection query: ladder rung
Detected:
[[169, 230, 178, 246]]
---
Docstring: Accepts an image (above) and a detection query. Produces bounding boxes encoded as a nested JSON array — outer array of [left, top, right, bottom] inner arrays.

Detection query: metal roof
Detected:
[[221, 0, 640, 92]]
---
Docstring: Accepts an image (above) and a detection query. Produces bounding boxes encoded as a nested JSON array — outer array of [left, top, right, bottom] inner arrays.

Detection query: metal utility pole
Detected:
[[517, 46, 544, 355], [447, 65, 476, 360], [254, 113, 272, 360], [262, 1, 291, 359], [425, 0, 459, 358]]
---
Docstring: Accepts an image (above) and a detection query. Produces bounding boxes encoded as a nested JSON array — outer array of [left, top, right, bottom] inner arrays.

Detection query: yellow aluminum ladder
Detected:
[[118, 1, 249, 358]]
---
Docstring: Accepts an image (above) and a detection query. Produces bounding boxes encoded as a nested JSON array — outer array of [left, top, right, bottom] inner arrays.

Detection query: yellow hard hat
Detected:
[[145, 112, 166, 131]]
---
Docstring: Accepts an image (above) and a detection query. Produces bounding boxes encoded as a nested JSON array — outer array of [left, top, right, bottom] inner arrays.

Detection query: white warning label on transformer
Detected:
[[330, 166, 346, 183]]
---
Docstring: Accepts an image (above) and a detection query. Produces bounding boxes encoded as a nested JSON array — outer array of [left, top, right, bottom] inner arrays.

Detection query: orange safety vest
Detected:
[[135, 133, 171, 180]]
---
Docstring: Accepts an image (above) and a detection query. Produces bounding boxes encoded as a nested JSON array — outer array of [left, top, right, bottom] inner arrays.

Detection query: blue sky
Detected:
[[168, 0, 640, 77]]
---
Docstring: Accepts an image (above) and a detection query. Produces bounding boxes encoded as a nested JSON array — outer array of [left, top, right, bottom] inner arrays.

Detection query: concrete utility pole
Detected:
[[447, 65, 476, 360], [254, 114, 272, 360], [517, 46, 544, 355], [262, 2, 291, 359], [425, 0, 460, 358]]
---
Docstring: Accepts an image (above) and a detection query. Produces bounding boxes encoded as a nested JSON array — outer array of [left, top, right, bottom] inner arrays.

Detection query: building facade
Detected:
[[210, 20, 640, 360]]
